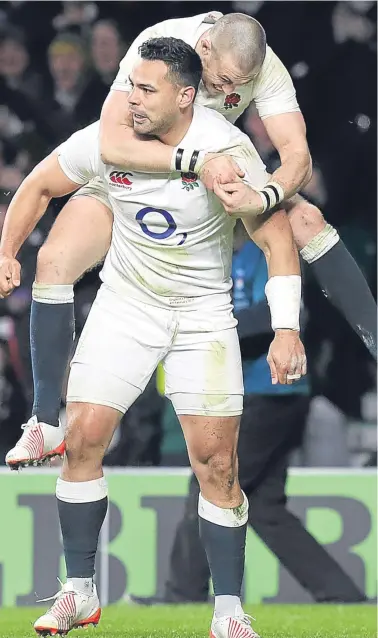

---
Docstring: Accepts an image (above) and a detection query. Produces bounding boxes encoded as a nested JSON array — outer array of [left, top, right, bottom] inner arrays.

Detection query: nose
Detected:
[[222, 83, 236, 95], [127, 86, 140, 105]]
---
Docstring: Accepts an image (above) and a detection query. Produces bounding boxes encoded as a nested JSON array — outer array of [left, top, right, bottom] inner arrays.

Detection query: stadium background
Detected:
[[0, 0, 376, 613]]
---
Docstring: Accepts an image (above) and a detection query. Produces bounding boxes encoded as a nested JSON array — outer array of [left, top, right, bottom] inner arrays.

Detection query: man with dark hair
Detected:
[[3, 37, 305, 637], [2, 11, 375, 472], [138, 37, 203, 92]]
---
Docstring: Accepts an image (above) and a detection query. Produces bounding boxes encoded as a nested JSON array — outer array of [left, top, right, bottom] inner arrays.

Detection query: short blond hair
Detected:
[[210, 13, 266, 75]]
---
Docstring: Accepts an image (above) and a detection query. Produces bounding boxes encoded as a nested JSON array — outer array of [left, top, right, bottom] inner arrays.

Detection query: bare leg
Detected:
[[180, 414, 249, 623]]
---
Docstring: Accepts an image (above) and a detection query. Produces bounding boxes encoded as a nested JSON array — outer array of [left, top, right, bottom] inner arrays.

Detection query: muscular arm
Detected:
[[263, 111, 312, 198], [243, 208, 300, 278], [100, 90, 174, 170], [0, 154, 80, 258]]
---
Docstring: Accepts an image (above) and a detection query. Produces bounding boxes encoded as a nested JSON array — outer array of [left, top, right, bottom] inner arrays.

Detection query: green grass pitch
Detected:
[[0, 604, 376, 637]]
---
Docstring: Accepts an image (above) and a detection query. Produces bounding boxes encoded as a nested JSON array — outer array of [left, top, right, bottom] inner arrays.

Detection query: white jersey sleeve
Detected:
[[111, 26, 157, 93], [194, 106, 269, 190], [253, 46, 300, 120], [57, 122, 102, 185], [111, 12, 221, 93]]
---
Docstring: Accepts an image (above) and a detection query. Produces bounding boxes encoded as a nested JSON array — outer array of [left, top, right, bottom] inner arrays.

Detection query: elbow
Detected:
[[100, 151, 112, 166], [301, 153, 313, 188], [293, 147, 312, 187], [99, 140, 114, 166], [99, 125, 116, 165]]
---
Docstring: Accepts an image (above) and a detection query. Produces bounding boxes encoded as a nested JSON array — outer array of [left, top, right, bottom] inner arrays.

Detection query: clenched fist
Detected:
[[267, 329, 307, 385], [0, 255, 21, 298], [199, 155, 245, 191], [213, 179, 265, 218]]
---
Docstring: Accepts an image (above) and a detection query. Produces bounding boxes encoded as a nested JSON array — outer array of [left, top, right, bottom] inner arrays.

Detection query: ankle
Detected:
[[214, 595, 242, 618], [70, 577, 94, 596]]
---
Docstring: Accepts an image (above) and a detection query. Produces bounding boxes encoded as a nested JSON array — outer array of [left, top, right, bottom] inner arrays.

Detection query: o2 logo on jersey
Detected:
[[109, 171, 133, 189], [224, 93, 241, 110], [136, 207, 187, 246]]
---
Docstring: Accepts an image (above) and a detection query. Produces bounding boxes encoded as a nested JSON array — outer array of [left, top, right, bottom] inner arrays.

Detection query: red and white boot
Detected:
[[34, 580, 101, 636], [5, 416, 65, 470], [210, 607, 260, 638]]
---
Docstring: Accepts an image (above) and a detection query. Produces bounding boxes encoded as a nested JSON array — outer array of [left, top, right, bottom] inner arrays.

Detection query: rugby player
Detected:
[[6, 38, 305, 637], [2, 11, 375, 468]]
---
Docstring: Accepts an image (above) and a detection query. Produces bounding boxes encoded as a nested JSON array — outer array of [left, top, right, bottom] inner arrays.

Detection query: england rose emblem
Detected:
[[181, 172, 200, 191], [224, 93, 241, 110]]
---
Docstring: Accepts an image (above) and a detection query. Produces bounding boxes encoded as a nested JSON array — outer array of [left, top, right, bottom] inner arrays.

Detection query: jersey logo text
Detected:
[[109, 171, 133, 188]]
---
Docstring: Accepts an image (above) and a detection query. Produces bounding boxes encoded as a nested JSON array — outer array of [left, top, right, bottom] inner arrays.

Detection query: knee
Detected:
[[288, 200, 326, 249], [193, 450, 238, 496], [36, 241, 70, 284], [65, 412, 107, 466]]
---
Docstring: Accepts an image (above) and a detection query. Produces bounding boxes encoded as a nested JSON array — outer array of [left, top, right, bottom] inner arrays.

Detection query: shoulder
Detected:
[[142, 13, 208, 38], [193, 105, 249, 150], [59, 121, 100, 151], [256, 45, 290, 85]]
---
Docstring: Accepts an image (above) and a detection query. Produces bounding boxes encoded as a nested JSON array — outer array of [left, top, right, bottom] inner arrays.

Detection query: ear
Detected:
[[200, 37, 212, 58], [177, 86, 196, 109]]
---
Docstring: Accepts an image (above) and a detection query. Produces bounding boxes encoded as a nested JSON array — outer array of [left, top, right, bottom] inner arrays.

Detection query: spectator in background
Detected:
[[46, 32, 108, 141], [91, 20, 124, 86], [52, 1, 99, 36], [0, 26, 58, 157], [0, 27, 45, 100]]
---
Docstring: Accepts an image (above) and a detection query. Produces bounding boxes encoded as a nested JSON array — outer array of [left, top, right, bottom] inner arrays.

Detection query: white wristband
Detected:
[[265, 275, 301, 331], [258, 181, 285, 213], [170, 148, 206, 174]]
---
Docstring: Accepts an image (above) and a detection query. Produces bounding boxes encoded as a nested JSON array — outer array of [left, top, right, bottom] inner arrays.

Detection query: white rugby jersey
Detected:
[[112, 12, 300, 123], [57, 105, 268, 310]]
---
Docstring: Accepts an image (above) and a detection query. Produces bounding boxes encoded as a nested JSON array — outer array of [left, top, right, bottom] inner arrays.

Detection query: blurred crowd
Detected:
[[0, 1, 376, 466]]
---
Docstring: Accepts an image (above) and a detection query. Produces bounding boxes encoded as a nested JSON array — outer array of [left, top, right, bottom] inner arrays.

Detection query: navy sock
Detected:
[[57, 478, 108, 579], [198, 493, 248, 601], [30, 284, 75, 425], [308, 241, 377, 360]]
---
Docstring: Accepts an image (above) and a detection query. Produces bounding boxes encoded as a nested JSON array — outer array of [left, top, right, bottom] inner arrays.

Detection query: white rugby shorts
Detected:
[[71, 177, 111, 209], [67, 284, 244, 416]]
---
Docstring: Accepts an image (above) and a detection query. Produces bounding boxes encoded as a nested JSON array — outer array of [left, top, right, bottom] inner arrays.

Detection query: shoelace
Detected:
[[20, 422, 39, 434], [36, 578, 68, 604], [237, 613, 257, 629], [36, 578, 77, 632]]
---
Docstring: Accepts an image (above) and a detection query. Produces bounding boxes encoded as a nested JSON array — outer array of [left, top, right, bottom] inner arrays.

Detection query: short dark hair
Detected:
[[138, 37, 202, 94]]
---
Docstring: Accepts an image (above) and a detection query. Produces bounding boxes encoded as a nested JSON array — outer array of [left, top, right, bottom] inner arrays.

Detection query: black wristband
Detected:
[[189, 150, 200, 173], [264, 184, 280, 206], [175, 148, 184, 171]]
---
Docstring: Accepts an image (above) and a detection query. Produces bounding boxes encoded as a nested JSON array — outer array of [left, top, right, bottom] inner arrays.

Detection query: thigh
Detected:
[[67, 287, 174, 413], [36, 187, 113, 284], [164, 324, 244, 417]]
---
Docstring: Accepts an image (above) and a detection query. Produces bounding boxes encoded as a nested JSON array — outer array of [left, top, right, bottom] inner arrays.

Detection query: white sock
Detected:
[[214, 595, 243, 619], [70, 577, 93, 595], [300, 224, 339, 264]]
